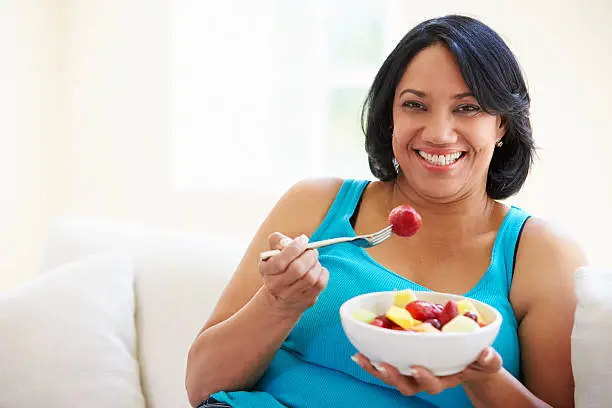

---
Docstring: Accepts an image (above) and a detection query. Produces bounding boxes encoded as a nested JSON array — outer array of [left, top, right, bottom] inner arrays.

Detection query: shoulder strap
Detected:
[[309, 179, 370, 241], [497, 206, 531, 288]]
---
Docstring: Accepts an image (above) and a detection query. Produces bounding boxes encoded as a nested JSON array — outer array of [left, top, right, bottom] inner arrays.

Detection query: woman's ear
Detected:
[[498, 116, 508, 138]]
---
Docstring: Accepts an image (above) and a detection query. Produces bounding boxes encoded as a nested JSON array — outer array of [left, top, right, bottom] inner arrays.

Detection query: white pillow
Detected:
[[572, 266, 612, 408], [0, 252, 145, 408], [40, 217, 243, 408]]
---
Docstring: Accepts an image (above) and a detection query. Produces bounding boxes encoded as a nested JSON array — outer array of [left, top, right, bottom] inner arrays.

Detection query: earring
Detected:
[[392, 157, 400, 174], [496, 139, 504, 147]]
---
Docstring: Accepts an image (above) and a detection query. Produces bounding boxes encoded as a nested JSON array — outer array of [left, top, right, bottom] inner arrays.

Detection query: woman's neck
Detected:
[[385, 178, 500, 241]]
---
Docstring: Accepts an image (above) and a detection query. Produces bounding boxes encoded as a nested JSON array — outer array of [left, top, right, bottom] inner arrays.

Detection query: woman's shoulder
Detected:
[[265, 177, 346, 237], [510, 216, 588, 315], [278, 177, 345, 213], [517, 217, 587, 268], [281, 177, 345, 201]]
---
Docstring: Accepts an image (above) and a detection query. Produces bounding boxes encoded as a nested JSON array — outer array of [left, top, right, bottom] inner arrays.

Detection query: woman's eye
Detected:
[[402, 101, 426, 110], [456, 104, 481, 113]]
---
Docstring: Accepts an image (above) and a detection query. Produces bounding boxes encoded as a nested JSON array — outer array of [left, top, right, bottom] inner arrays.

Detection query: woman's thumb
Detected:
[[268, 232, 293, 250]]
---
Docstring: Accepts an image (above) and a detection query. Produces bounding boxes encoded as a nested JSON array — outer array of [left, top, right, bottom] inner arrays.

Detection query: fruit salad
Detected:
[[351, 289, 489, 333]]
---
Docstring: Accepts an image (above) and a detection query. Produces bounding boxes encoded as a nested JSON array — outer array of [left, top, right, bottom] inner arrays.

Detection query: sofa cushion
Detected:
[[0, 252, 145, 408], [572, 266, 612, 408], [40, 217, 246, 408]]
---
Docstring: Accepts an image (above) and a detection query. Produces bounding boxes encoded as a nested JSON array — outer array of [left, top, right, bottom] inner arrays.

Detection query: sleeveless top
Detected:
[[212, 179, 531, 407]]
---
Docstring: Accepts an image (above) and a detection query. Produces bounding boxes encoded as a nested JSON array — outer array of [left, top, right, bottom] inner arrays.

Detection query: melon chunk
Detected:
[[441, 315, 480, 333], [352, 307, 377, 324], [386, 305, 415, 330], [393, 289, 418, 308]]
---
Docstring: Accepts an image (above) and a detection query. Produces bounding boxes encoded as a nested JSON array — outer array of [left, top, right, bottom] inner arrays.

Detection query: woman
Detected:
[[186, 15, 586, 408]]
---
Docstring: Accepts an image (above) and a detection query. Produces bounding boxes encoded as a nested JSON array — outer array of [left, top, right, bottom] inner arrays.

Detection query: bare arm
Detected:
[[185, 178, 342, 406], [185, 283, 306, 406], [464, 218, 588, 407]]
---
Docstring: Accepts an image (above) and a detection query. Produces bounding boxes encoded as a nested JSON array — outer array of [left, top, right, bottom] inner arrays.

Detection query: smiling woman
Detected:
[[393, 45, 511, 200], [186, 14, 586, 408], [363, 21, 534, 201]]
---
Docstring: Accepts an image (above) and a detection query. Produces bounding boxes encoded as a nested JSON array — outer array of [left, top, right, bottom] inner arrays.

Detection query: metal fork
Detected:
[[259, 225, 394, 261]]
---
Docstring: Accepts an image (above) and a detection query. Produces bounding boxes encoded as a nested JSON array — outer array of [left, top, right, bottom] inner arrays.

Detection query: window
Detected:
[[172, 0, 401, 194]]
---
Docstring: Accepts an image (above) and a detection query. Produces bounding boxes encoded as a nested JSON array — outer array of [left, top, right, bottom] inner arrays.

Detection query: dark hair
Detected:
[[361, 15, 535, 199]]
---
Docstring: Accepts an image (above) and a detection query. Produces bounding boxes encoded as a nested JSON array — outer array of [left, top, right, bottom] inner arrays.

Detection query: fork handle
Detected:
[[259, 236, 353, 261]]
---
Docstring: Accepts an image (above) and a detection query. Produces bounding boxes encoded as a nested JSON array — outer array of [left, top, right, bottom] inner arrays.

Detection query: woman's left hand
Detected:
[[352, 347, 503, 396]]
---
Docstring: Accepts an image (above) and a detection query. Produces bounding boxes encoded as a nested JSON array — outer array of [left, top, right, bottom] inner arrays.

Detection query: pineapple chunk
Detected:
[[456, 299, 477, 315], [456, 299, 485, 324], [393, 289, 418, 308], [386, 305, 415, 330]]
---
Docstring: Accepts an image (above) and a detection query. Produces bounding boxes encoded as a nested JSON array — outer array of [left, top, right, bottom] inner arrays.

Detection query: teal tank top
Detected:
[[212, 179, 530, 407]]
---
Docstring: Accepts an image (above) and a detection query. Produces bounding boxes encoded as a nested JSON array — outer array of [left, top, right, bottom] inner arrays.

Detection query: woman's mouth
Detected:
[[415, 150, 465, 170]]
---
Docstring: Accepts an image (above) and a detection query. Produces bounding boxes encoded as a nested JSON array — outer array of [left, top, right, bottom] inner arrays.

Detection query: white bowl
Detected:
[[339, 291, 502, 376]]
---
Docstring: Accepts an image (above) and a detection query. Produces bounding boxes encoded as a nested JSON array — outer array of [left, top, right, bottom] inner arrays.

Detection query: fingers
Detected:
[[260, 233, 328, 310], [378, 363, 421, 396], [352, 349, 501, 397], [408, 348, 500, 393], [285, 249, 319, 284], [352, 354, 420, 396], [265, 249, 319, 294], [469, 347, 503, 373], [274, 260, 318, 297], [298, 266, 330, 305], [260, 234, 310, 276], [276, 263, 328, 302], [313, 266, 329, 292], [268, 232, 292, 250], [410, 367, 461, 395], [351, 354, 391, 383], [352, 355, 463, 397]]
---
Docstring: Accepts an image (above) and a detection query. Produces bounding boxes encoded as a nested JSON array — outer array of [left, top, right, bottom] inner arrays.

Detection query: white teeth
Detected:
[[418, 151, 463, 166]]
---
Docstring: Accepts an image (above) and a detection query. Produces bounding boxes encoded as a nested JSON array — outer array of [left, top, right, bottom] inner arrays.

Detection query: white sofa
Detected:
[[0, 217, 610, 408]]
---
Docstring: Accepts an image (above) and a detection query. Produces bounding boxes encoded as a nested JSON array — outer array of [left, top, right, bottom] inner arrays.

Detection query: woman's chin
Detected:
[[413, 183, 467, 202]]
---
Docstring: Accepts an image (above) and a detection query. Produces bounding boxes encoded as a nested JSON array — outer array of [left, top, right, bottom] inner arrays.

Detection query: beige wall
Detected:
[[1, 0, 611, 289], [0, 1, 57, 289], [54, 0, 281, 245]]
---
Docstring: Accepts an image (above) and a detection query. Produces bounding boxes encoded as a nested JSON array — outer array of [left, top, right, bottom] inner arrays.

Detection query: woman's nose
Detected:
[[421, 112, 457, 145]]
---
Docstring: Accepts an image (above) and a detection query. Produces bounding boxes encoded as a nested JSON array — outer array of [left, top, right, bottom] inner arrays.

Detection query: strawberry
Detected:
[[406, 300, 441, 321], [388, 204, 422, 237], [438, 300, 459, 327], [370, 315, 396, 329]]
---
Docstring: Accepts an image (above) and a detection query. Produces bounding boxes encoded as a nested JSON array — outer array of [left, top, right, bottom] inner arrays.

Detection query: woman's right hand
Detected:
[[259, 232, 329, 315]]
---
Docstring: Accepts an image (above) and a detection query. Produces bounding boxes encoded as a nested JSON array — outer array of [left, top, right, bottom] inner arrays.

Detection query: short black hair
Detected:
[[361, 15, 535, 199]]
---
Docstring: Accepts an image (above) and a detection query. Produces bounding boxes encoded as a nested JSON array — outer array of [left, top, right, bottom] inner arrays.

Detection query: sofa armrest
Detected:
[[572, 266, 612, 408]]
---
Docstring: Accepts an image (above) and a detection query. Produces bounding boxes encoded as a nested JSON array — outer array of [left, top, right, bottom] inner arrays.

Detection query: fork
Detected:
[[259, 225, 394, 261]]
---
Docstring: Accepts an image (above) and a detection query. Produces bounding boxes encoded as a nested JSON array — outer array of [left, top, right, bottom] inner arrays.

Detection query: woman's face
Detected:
[[392, 43, 505, 202]]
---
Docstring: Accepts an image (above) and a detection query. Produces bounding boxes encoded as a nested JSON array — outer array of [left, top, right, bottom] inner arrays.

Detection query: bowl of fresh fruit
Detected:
[[339, 289, 502, 376]]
